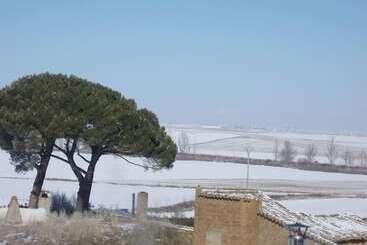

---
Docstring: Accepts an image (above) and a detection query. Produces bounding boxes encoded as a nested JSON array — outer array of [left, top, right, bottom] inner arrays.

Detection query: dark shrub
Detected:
[[50, 192, 75, 215]]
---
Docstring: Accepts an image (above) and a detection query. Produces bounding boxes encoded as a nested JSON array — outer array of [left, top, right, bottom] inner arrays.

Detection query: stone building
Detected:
[[194, 188, 367, 245]]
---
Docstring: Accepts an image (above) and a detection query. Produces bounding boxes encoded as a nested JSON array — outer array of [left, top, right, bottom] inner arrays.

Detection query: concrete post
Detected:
[[136, 192, 148, 222], [5, 196, 23, 224]]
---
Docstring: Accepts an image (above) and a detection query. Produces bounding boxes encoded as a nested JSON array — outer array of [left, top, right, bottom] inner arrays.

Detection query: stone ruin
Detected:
[[5, 195, 22, 224], [136, 192, 148, 222]]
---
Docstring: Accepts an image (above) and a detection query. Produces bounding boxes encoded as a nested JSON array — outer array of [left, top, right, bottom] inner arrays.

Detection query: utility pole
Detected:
[[245, 144, 253, 189]]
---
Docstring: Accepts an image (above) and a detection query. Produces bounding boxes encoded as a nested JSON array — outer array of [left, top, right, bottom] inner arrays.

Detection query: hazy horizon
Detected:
[[1, 1, 366, 133]]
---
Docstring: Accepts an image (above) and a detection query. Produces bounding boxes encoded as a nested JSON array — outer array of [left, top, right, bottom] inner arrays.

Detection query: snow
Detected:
[[166, 124, 367, 165], [0, 178, 195, 209], [1, 124, 367, 214], [166, 124, 240, 145], [281, 198, 367, 217], [1, 147, 367, 211], [2, 150, 366, 182], [259, 194, 367, 244], [0, 208, 47, 224], [148, 210, 194, 219]]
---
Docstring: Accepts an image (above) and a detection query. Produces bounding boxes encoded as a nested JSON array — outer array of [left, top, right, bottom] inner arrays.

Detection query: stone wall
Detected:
[[194, 196, 260, 245]]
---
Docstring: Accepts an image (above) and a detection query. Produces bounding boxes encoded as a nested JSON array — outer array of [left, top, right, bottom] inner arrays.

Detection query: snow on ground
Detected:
[[0, 178, 195, 209], [1, 123, 367, 215], [0, 208, 47, 223], [166, 124, 240, 145], [166, 124, 367, 165], [149, 210, 194, 219], [4, 150, 367, 184], [280, 198, 367, 217]]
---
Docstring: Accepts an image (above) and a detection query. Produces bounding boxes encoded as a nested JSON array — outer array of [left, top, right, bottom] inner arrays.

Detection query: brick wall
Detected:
[[193, 195, 322, 245], [194, 196, 260, 245]]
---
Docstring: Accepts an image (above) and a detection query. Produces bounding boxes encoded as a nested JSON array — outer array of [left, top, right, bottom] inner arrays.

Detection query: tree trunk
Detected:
[[76, 179, 93, 212], [28, 140, 54, 209], [76, 161, 97, 212]]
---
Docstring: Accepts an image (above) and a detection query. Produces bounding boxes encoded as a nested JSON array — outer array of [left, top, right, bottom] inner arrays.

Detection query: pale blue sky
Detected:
[[1, 1, 366, 132]]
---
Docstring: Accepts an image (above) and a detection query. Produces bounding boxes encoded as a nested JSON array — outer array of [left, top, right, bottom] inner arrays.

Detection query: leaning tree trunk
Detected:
[[76, 162, 96, 212], [76, 180, 93, 212], [28, 140, 54, 209]]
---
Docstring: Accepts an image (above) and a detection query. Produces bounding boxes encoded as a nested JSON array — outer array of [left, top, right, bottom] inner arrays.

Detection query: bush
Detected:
[[50, 192, 76, 215]]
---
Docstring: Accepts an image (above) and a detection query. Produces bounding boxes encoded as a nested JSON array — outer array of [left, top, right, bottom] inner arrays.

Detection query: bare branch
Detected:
[[177, 132, 191, 153], [115, 154, 161, 170], [305, 143, 318, 163], [74, 165, 87, 176], [51, 154, 87, 175], [51, 154, 69, 164], [280, 140, 297, 162], [359, 150, 367, 166], [53, 143, 67, 154], [342, 148, 354, 166], [273, 139, 279, 161], [68, 159, 86, 181], [244, 143, 253, 159], [77, 149, 91, 164], [326, 137, 338, 165]]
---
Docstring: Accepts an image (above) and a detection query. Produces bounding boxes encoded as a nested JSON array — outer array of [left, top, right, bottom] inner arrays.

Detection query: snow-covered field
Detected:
[[0, 207, 47, 223], [1, 149, 367, 216], [167, 124, 367, 165], [1, 125, 367, 216], [280, 198, 367, 217]]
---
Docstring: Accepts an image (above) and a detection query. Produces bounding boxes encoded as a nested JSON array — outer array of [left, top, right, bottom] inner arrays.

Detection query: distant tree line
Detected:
[[177, 132, 196, 154], [272, 137, 367, 167]]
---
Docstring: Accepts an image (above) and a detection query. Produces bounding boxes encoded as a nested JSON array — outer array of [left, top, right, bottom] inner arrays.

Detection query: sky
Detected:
[[1, 1, 367, 132]]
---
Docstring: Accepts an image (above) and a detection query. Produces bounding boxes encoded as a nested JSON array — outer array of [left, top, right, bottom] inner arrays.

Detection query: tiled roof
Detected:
[[200, 190, 367, 244]]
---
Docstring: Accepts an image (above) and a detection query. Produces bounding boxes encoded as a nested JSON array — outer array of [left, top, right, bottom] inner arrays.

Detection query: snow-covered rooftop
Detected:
[[200, 190, 367, 244]]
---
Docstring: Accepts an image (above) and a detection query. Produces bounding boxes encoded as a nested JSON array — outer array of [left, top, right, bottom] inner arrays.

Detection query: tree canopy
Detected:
[[49, 78, 177, 211], [0, 73, 177, 211]]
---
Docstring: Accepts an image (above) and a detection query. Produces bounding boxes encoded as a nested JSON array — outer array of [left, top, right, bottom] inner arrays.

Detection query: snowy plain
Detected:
[[166, 124, 367, 165], [0, 125, 367, 216]]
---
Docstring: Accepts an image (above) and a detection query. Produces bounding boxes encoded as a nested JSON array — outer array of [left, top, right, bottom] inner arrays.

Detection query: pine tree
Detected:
[[1, 73, 177, 211]]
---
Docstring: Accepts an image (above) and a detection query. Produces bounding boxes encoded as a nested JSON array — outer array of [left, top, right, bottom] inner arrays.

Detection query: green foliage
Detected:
[[0, 72, 177, 170], [9, 151, 40, 173], [80, 91, 177, 167], [0, 125, 13, 150], [1, 72, 177, 211]]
